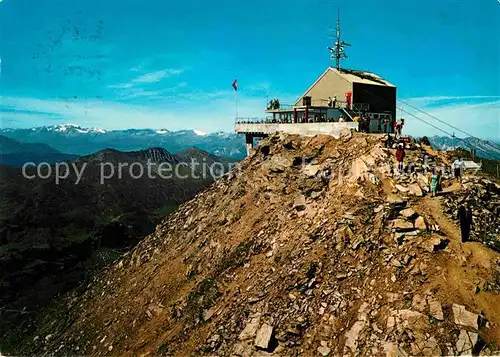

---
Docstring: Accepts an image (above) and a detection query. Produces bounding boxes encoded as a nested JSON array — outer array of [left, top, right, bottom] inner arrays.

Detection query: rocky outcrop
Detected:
[[8, 133, 500, 357], [442, 176, 500, 252]]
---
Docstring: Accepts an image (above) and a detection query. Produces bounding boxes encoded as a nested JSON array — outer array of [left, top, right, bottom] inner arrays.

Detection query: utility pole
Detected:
[[328, 9, 351, 70]]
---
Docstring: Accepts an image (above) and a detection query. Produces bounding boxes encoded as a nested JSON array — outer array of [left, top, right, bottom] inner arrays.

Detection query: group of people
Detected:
[[355, 114, 371, 133], [395, 146, 466, 193], [355, 114, 395, 134], [394, 145, 474, 243], [327, 96, 337, 108], [394, 118, 405, 138], [267, 98, 280, 110], [394, 143, 442, 197]]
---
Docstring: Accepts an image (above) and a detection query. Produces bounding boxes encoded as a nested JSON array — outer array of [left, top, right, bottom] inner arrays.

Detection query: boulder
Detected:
[[409, 183, 424, 197], [400, 208, 417, 219], [415, 216, 427, 230], [391, 219, 414, 231], [452, 304, 479, 330], [422, 336, 442, 356], [317, 346, 331, 356], [310, 190, 323, 200], [265, 155, 292, 173], [411, 294, 427, 312], [344, 320, 366, 352], [293, 194, 307, 211], [239, 314, 262, 340], [427, 237, 450, 252], [351, 158, 368, 180], [387, 197, 407, 206], [387, 309, 428, 331], [361, 154, 376, 167], [302, 164, 320, 177], [254, 323, 274, 350], [428, 298, 444, 320], [395, 184, 410, 193], [456, 330, 478, 355]]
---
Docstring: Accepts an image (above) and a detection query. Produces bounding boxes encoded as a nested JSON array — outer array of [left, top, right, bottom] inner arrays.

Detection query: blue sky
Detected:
[[0, 0, 499, 138]]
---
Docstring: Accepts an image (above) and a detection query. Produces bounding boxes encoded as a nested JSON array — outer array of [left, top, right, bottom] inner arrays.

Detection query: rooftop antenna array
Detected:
[[328, 9, 351, 70]]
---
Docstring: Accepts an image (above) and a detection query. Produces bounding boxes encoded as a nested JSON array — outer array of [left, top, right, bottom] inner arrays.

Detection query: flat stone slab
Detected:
[[254, 323, 274, 350], [452, 304, 479, 330], [239, 313, 261, 340]]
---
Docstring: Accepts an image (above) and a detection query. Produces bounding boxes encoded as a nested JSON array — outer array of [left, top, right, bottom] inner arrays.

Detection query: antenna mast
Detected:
[[328, 10, 351, 70]]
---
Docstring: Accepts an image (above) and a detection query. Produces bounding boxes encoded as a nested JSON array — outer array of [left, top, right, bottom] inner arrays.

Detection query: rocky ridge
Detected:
[[14, 132, 500, 356]]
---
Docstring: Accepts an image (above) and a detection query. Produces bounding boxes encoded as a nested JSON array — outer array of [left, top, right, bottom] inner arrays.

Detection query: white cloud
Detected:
[[108, 83, 134, 89], [131, 69, 184, 84], [107, 68, 184, 94]]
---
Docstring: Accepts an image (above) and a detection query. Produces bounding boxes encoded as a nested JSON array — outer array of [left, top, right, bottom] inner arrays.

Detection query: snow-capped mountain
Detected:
[[43, 123, 108, 134], [0, 125, 246, 160]]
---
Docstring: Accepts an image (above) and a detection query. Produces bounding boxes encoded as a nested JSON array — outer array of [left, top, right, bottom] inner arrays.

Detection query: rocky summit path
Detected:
[[11, 132, 500, 357]]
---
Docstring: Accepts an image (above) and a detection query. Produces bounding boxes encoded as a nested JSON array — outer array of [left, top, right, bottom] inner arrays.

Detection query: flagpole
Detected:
[[232, 78, 239, 121]]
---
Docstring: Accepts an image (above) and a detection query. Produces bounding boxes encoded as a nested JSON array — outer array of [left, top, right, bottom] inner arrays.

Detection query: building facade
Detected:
[[235, 67, 397, 155]]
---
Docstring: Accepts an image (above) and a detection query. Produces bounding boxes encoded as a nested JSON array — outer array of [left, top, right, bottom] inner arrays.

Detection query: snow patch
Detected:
[[52, 123, 80, 132], [155, 129, 170, 135], [48, 124, 106, 134], [193, 129, 207, 136]]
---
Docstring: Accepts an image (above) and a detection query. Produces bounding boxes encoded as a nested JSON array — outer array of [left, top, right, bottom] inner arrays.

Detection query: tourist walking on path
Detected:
[[377, 117, 382, 133], [436, 170, 443, 192], [395, 144, 405, 172], [364, 115, 370, 133], [428, 169, 439, 197], [452, 157, 465, 184], [384, 116, 390, 133], [394, 121, 400, 138], [458, 201, 473, 242], [385, 133, 393, 148]]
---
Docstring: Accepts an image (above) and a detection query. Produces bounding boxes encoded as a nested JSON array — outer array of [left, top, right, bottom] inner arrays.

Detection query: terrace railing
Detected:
[[236, 117, 274, 124]]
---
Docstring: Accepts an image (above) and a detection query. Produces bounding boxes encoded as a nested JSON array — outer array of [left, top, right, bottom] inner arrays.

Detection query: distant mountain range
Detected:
[[0, 145, 233, 313], [0, 135, 79, 167], [0, 124, 246, 161], [3, 125, 498, 167], [428, 136, 500, 160]]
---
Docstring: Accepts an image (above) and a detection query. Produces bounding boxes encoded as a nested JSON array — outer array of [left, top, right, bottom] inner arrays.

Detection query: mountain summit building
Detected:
[[235, 13, 397, 155], [294, 67, 396, 122]]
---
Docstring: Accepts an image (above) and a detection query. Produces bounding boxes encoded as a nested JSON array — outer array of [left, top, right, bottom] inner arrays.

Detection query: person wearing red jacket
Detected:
[[395, 144, 405, 172]]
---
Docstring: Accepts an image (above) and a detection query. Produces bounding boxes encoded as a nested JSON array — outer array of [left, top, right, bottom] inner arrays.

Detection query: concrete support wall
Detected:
[[245, 134, 254, 156], [236, 122, 358, 139]]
